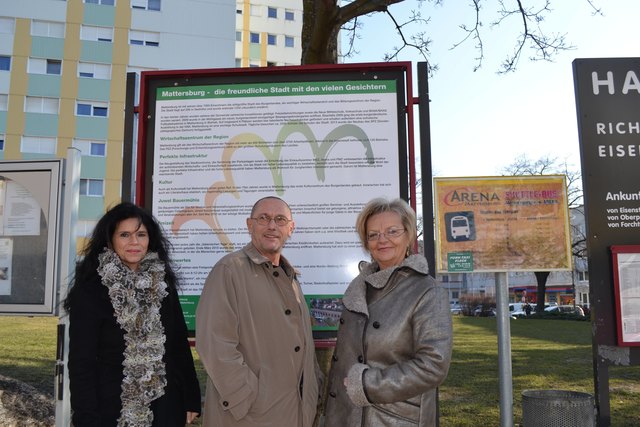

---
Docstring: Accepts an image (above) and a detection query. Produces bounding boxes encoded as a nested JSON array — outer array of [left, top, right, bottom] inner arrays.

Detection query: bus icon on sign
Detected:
[[444, 211, 474, 242], [450, 215, 470, 240]]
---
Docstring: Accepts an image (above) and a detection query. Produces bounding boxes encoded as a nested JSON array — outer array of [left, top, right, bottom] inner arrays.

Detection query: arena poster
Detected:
[[434, 175, 571, 273]]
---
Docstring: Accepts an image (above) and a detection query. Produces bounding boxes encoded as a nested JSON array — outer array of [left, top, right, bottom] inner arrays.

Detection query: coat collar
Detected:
[[341, 254, 429, 316], [242, 242, 299, 277]]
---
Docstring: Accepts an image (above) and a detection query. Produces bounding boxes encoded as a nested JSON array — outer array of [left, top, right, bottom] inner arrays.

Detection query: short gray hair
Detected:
[[355, 197, 417, 253]]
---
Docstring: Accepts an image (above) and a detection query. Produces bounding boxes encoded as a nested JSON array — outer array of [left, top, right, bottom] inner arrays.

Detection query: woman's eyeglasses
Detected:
[[367, 228, 406, 241]]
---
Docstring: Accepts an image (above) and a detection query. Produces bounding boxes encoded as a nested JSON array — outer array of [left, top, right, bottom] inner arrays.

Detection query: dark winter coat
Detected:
[[67, 276, 201, 426], [324, 255, 453, 426]]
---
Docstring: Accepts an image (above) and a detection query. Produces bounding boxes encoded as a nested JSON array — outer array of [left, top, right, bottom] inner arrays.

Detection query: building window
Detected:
[[85, 0, 115, 5], [73, 138, 106, 156], [21, 136, 57, 154], [76, 101, 108, 117], [131, 0, 160, 10], [236, 8, 242, 14], [0, 56, 10, 71], [267, 34, 276, 46], [0, 94, 7, 111], [235, 31, 241, 42], [285, 10, 294, 21], [285, 36, 294, 48], [47, 59, 62, 74], [250, 32, 259, 44], [80, 25, 113, 42], [80, 179, 104, 197], [78, 62, 111, 79], [267, 61, 276, 67], [31, 20, 65, 38], [235, 58, 241, 67], [267, 7, 277, 18], [578, 270, 589, 281], [0, 17, 16, 34], [129, 30, 160, 47], [28, 58, 62, 75], [0, 136, 4, 151], [25, 96, 59, 114], [249, 62, 260, 68]]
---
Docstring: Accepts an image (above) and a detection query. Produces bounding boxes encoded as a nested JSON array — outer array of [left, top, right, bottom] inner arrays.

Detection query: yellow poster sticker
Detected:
[[434, 175, 572, 273]]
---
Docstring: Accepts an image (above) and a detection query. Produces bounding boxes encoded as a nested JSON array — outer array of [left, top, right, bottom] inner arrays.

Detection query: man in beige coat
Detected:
[[196, 196, 319, 426]]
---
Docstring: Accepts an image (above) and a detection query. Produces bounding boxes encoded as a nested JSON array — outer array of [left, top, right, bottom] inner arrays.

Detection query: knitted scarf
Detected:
[[98, 248, 168, 426]]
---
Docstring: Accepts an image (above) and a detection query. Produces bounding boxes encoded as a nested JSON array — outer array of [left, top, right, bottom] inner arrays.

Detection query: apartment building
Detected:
[[235, 0, 302, 67], [0, 0, 235, 242]]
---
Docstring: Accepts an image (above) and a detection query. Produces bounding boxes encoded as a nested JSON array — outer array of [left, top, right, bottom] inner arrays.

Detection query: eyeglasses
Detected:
[[367, 227, 406, 241], [251, 214, 291, 227]]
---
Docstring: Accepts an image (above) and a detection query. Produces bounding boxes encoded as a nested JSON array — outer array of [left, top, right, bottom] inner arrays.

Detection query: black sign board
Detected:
[[574, 57, 640, 424]]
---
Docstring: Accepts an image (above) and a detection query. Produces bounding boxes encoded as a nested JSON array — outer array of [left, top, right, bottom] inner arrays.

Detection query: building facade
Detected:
[[235, 0, 302, 67], [0, 0, 236, 244]]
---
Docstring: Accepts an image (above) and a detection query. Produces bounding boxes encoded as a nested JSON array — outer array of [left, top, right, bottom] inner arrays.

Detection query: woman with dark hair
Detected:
[[64, 202, 201, 426], [324, 197, 453, 426]]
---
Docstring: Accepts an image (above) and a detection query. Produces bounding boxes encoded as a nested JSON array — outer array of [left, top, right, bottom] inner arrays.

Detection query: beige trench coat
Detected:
[[196, 243, 318, 426]]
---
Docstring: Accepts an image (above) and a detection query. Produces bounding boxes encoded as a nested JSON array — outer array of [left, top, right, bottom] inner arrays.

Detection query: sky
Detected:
[[341, 0, 640, 178]]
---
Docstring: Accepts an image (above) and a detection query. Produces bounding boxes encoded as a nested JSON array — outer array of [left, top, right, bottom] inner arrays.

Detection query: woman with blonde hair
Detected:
[[325, 197, 452, 426]]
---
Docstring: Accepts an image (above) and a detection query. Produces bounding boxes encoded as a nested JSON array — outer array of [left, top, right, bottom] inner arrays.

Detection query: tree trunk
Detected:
[[301, 0, 405, 65], [535, 271, 550, 313], [301, 0, 340, 64]]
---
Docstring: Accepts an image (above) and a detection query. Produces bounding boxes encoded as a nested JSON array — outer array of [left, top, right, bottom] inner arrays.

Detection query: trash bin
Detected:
[[521, 390, 595, 427]]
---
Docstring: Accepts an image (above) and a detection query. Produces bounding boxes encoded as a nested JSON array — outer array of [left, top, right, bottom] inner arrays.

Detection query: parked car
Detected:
[[544, 305, 585, 316], [450, 303, 462, 315], [473, 305, 496, 317]]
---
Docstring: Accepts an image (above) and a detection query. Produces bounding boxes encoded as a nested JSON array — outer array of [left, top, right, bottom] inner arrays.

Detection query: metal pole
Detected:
[[416, 62, 435, 278], [495, 272, 514, 427], [55, 148, 81, 427]]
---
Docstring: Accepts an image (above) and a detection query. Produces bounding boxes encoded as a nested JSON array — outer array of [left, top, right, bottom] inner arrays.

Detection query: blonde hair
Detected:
[[355, 197, 417, 253]]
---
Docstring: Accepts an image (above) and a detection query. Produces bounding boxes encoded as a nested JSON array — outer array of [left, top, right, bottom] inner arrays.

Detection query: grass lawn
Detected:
[[1, 316, 639, 425]]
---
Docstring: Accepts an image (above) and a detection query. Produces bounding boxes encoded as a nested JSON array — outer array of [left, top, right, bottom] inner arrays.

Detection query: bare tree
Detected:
[[501, 154, 585, 312], [301, 1, 602, 72]]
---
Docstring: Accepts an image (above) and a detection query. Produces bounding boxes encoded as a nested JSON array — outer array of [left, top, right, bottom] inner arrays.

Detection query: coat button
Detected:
[[358, 355, 364, 363], [372, 321, 380, 328], [273, 271, 279, 277], [329, 391, 336, 398], [223, 401, 229, 407], [339, 318, 344, 324], [294, 346, 301, 352], [332, 354, 338, 361], [285, 309, 291, 315]]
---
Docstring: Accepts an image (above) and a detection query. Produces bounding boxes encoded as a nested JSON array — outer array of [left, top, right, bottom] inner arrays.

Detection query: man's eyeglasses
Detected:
[[367, 227, 406, 241], [251, 214, 291, 227]]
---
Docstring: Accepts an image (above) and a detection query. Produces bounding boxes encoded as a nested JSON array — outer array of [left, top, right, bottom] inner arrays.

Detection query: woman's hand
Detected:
[[186, 411, 199, 424]]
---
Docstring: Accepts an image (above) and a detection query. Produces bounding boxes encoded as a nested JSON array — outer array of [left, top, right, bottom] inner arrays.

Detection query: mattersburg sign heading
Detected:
[[158, 81, 396, 100]]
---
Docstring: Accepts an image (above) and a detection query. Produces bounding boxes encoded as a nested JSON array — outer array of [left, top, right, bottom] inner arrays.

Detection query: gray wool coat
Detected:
[[324, 255, 453, 426]]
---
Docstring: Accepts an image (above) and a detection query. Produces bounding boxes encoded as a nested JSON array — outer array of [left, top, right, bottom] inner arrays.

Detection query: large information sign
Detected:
[[434, 176, 571, 273], [574, 58, 640, 346], [573, 57, 640, 423], [137, 64, 412, 331]]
